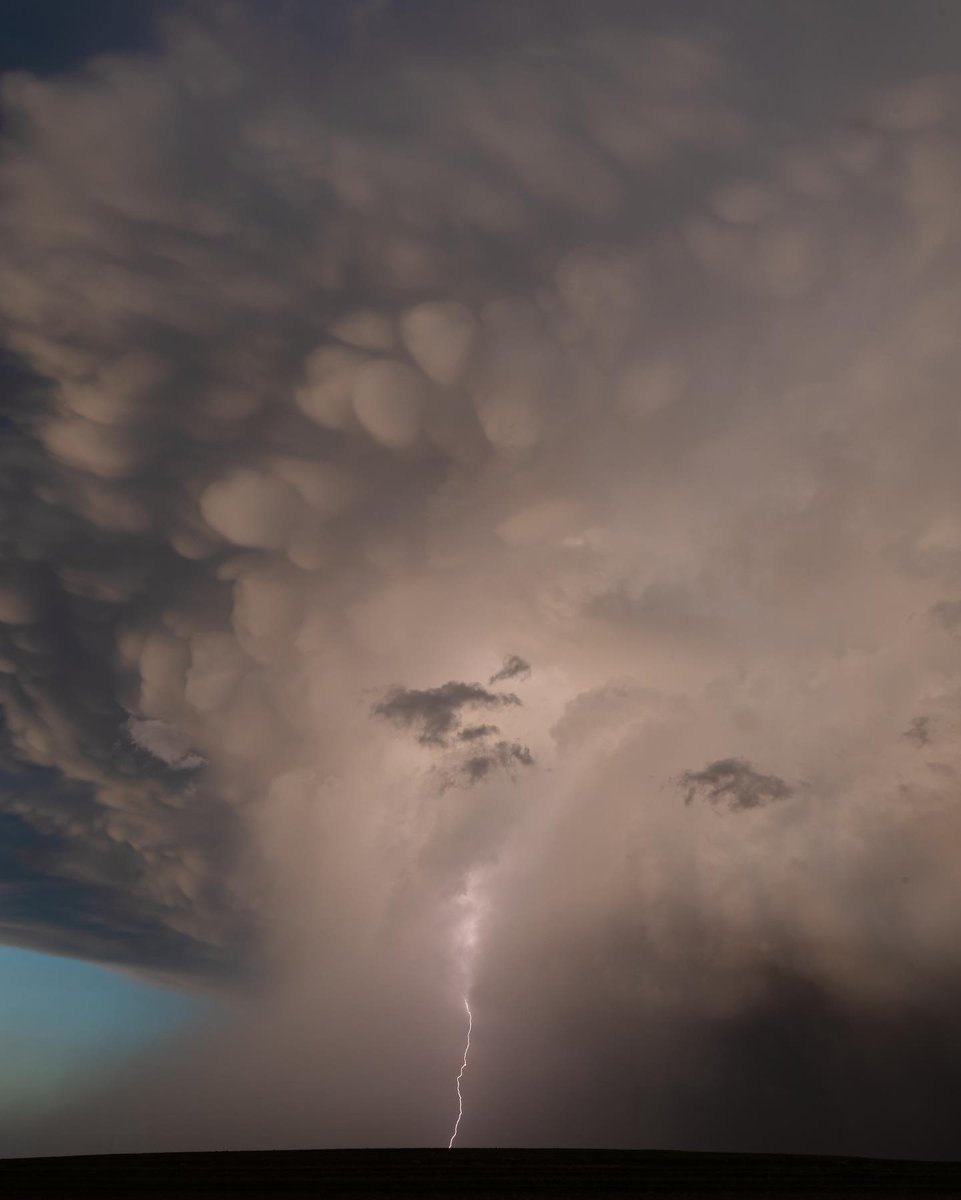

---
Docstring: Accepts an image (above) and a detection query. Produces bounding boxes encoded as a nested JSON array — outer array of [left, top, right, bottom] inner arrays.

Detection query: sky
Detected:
[[0, 945, 205, 1124], [1, 0, 960, 1160]]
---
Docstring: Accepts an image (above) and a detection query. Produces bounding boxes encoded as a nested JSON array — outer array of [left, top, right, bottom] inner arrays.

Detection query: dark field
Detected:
[[3, 1148, 961, 1198]]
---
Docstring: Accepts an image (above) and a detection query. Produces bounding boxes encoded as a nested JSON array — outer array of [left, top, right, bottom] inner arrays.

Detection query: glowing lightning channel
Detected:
[[447, 996, 472, 1148]]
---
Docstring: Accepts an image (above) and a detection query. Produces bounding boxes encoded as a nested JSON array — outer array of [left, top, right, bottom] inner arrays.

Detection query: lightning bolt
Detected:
[[447, 996, 472, 1148]]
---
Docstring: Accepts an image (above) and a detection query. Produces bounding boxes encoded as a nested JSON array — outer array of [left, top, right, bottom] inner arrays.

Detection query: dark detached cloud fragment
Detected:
[[903, 716, 934, 747], [458, 724, 500, 742], [679, 757, 794, 812], [930, 600, 961, 636], [489, 655, 531, 685], [372, 682, 520, 746], [457, 741, 534, 787]]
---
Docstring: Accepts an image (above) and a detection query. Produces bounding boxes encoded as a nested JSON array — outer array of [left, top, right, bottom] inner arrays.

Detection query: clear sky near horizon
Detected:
[[1, 0, 961, 1163], [0, 946, 206, 1124]]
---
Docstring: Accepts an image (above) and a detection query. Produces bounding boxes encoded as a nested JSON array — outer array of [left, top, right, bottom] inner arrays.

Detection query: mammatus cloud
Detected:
[[0, 0, 961, 1162], [678, 758, 794, 812]]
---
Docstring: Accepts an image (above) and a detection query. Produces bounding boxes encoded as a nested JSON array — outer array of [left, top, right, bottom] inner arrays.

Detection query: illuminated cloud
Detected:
[[126, 717, 205, 771]]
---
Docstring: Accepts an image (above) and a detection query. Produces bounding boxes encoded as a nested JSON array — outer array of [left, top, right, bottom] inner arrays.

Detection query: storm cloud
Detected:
[[1, 0, 961, 1163]]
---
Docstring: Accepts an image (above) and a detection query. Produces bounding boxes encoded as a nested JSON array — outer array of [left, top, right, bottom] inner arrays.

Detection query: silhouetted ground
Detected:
[[3, 1147, 961, 1197]]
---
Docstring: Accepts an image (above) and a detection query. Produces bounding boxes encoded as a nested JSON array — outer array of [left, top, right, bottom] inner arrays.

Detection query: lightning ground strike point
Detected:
[[447, 997, 472, 1148]]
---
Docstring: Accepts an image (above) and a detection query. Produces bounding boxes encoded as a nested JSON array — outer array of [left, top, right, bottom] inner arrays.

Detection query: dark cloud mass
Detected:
[[458, 724, 500, 743], [375, 672, 533, 789], [373, 681, 520, 746], [679, 758, 794, 811], [1, 0, 961, 1163], [459, 741, 534, 787], [930, 599, 961, 637], [903, 715, 934, 748], [489, 655, 531, 685]]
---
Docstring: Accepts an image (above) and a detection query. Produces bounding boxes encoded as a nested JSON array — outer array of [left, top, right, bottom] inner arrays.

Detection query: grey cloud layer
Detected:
[[1, 0, 961, 1159]]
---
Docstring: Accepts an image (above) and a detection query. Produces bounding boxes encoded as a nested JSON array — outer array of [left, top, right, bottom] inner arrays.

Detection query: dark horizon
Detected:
[[5, 1146, 961, 1198]]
